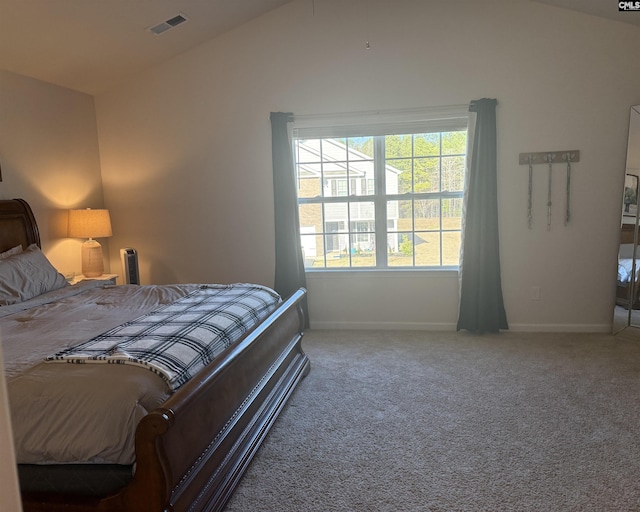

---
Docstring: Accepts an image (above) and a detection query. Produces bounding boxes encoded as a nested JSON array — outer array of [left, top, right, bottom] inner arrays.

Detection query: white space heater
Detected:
[[120, 248, 140, 285]]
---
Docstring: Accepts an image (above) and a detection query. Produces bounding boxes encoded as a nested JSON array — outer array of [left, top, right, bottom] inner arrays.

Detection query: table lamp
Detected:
[[68, 208, 112, 277]]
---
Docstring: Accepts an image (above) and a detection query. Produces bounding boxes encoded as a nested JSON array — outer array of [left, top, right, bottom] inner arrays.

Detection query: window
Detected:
[[295, 125, 467, 270]]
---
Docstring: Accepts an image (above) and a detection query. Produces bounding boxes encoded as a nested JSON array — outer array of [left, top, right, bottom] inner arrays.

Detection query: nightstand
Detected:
[[70, 273, 118, 286]]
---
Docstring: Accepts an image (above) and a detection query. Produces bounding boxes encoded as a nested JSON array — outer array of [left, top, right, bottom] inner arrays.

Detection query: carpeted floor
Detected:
[[224, 330, 640, 512]]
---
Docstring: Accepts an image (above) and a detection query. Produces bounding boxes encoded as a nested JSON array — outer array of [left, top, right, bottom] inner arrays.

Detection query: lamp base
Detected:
[[81, 239, 104, 277]]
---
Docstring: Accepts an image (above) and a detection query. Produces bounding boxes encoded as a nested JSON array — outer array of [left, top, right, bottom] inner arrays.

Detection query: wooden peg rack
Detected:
[[518, 150, 580, 165]]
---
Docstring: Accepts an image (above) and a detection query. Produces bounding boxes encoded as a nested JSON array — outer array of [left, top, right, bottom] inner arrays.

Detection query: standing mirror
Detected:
[[614, 105, 640, 334]]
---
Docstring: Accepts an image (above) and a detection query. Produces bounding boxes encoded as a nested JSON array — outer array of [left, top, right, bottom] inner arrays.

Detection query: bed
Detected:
[[0, 198, 310, 511]]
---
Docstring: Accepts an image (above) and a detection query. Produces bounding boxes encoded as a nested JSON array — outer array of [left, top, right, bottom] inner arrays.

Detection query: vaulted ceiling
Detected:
[[0, 0, 637, 96], [0, 0, 294, 95]]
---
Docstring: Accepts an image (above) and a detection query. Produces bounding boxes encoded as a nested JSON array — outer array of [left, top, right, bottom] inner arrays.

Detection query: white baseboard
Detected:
[[507, 323, 612, 333], [309, 321, 613, 333], [309, 321, 458, 331]]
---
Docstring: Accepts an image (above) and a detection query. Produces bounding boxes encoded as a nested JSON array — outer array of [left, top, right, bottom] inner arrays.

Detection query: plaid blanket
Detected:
[[46, 284, 281, 390]]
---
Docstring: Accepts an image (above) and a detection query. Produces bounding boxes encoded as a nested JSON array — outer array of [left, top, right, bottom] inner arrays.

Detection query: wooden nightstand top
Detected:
[[70, 273, 118, 285]]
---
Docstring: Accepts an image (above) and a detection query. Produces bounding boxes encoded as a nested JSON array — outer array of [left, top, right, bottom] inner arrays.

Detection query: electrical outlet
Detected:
[[531, 286, 541, 301]]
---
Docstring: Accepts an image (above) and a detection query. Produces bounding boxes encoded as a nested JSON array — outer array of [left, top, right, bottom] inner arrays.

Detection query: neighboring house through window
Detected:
[[294, 111, 468, 270]]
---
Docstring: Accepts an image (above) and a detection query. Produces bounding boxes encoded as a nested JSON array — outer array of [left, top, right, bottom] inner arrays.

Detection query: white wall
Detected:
[[0, 70, 108, 274], [0, 70, 106, 512], [96, 0, 640, 331]]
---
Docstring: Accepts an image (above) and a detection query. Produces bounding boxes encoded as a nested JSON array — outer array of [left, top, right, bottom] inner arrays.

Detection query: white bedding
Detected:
[[1, 281, 198, 378], [618, 258, 638, 284], [2, 282, 279, 465], [45, 284, 281, 390]]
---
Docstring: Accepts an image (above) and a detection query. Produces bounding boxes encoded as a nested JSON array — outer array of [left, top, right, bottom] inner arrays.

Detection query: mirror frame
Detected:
[[615, 105, 640, 334]]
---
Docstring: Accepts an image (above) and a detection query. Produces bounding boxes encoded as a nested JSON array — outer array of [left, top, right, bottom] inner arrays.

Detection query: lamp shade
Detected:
[[68, 209, 112, 239]]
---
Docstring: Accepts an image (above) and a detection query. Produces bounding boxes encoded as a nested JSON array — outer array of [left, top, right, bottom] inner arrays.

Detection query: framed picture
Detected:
[[623, 173, 638, 217]]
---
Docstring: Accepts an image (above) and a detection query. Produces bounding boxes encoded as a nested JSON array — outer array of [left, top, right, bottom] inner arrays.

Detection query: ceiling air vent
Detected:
[[148, 14, 189, 35]]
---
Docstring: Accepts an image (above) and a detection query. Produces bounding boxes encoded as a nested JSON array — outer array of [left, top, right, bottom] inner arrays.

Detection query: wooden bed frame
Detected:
[[0, 198, 310, 512]]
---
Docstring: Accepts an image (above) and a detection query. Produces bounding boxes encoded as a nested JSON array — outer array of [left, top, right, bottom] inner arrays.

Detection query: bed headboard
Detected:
[[0, 199, 41, 253]]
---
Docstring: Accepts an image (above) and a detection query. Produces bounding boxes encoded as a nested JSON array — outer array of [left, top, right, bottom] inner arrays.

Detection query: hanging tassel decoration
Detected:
[[545, 153, 554, 231], [564, 153, 572, 225], [527, 155, 534, 229], [518, 150, 579, 231]]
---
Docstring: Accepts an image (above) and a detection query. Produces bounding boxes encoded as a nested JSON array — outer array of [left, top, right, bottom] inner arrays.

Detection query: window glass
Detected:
[[295, 127, 466, 269]]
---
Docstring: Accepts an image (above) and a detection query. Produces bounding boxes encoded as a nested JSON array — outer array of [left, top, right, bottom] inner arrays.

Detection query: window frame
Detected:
[[293, 108, 469, 272]]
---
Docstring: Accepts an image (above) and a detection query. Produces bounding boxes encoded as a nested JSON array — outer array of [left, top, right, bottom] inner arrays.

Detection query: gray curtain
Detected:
[[270, 112, 309, 326], [456, 99, 508, 333]]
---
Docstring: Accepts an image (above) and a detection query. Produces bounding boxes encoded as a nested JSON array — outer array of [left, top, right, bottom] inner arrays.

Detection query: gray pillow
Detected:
[[0, 245, 69, 305], [0, 245, 23, 259]]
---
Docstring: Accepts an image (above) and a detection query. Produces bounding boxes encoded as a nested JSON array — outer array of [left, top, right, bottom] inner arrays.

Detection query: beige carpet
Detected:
[[224, 330, 640, 511]]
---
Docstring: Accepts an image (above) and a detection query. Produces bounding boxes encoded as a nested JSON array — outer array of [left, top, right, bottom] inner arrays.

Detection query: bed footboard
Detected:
[[21, 288, 309, 512]]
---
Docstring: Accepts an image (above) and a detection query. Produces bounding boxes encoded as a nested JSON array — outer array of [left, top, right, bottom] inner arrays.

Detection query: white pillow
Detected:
[[0, 245, 69, 305]]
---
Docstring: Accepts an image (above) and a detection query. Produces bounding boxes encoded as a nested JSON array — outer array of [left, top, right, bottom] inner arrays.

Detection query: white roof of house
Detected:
[[296, 138, 400, 179]]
